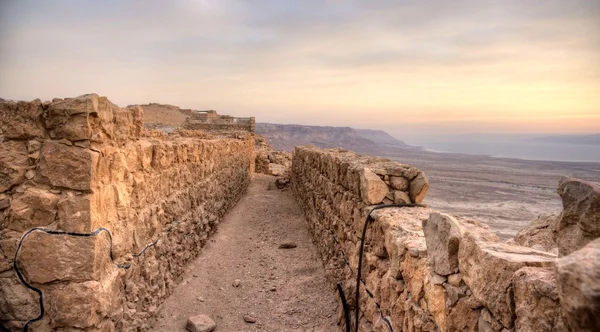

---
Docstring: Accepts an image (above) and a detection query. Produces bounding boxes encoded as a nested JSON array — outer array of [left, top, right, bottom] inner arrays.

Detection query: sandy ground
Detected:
[[375, 147, 600, 239], [150, 174, 338, 332]]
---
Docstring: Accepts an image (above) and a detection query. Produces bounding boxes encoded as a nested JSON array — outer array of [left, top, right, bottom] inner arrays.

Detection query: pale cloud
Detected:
[[0, 0, 598, 136]]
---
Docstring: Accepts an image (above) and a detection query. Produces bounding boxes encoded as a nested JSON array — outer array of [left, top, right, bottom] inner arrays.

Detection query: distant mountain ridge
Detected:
[[256, 123, 410, 152]]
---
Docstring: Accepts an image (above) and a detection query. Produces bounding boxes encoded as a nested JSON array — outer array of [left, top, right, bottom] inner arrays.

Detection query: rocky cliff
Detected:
[[256, 123, 409, 153]]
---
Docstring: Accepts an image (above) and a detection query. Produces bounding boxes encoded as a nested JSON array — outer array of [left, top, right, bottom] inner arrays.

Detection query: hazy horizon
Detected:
[[1, 0, 599, 137]]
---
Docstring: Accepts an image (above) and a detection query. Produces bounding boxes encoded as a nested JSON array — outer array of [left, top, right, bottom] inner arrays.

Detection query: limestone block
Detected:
[[512, 266, 566, 332], [423, 274, 447, 331], [186, 314, 216, 332], [57, 195, 92, 232], [35, 141, 97, 191], [409, 172, 429, 203], [458, 233, 556, 328], [446, 296, 480, 332], [390, 176, 409, 191], [0, 99, 45, 139], [0, 274, 39, 321], [556, 238, 600, 331], [359, 168, 389, 204], [554, 177, 600, 256], [45, 94, 99, 141], [393, 191, 410, 204], [8, 188, 59, 231], [17, 230, 111, 284], [423, 212, 465, 275], [0, 141, 29, 192]]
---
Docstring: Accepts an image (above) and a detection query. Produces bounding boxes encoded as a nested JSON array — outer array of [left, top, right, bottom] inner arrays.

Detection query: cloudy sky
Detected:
[[0, 0, 598, 137]]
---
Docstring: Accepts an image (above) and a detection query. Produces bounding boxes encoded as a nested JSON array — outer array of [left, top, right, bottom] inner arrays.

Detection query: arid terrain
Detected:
[[151, 174, 337, 332], [257, 124, 600, 239], [139, 104, 600, 239]]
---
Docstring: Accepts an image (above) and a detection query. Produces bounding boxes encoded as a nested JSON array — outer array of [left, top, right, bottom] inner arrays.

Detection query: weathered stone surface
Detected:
[[459, 233, 556, 328], [554, 177, 600, 256], [360, 168, 388, 204], [512, 266, 566, 332], [186, 314, 216, 332], [409, 172, 429, 204], [7, 188, 59, 231], [0, 141, 29, 192], [57, 195, 92, 232], [423, 212, 464, 275], [45, 94, 98, 141], [17, 230, 110, 284], [393, 190, 411, 204], [0, 275, 39, 321], [0, 99, 45, 139], [390, 176, 409, 191], [514, 214, 558, 251], [35, 141, 97, 191], [556, 238, 600, 331], [446, 296, 479, 332]]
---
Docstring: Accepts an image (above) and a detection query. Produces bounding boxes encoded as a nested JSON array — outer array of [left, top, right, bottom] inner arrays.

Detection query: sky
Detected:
[[0, 0, 599, 138]]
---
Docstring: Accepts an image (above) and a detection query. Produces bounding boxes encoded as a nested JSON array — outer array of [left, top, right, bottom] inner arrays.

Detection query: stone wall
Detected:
[[291, 146, 597, 332], [181, 110, 255, 133], [0, 94, 254, 331]]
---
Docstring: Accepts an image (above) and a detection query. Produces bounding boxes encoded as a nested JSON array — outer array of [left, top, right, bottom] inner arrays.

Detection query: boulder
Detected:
[[458, 233, 556, 328], [359, 168, 389, 204], [512, 267, 566, 332], [389, 176, 409, 191], [513, 214, 558, 251], [186, 314, 216, 332], [554, 177, 600, 256], [423, 212, 464, 275], [556, 238, 600, 331], [409, 172, 429, 203]]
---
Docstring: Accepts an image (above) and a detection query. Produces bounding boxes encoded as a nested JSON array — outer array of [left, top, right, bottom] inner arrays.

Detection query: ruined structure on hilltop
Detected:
[[1, 94, 598, 332], [181, 110, 256, 133]]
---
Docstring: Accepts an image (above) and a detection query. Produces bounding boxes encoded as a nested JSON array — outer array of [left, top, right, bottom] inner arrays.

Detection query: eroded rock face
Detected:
[[409, 172, 429, 204], [0, 141, 29, 192], [554, 177, 600, 256], [423, 212, 464, 275], [556, 238, 600, 331]]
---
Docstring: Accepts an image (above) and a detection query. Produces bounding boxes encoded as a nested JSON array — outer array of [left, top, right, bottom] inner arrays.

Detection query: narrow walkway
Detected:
[[151, 174, 339, 332]]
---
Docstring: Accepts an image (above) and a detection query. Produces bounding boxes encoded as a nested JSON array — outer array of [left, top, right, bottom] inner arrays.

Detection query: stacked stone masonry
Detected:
[[291, 146, 600, 332], [0, 94, 254, 331], [181, 110, 256, 133]]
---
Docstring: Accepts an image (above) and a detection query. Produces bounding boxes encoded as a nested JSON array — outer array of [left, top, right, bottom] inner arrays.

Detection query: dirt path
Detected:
[[150, 174, 339, 332]]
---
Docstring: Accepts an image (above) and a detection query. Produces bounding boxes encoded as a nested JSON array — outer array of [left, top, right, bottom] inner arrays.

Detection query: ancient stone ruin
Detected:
[[291, 146, 600, 332], [181, 110, 255, 134], [1, 94, 599, 331]]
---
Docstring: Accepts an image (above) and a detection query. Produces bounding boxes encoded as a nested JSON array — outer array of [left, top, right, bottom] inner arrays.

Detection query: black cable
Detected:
[[337, 284, 351, 332], [354, 203, 425, 332], [11, 222, 182, 332], [12, 227, 131, 331]]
